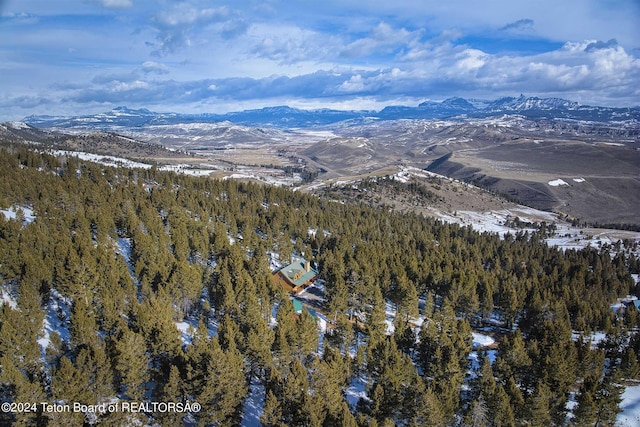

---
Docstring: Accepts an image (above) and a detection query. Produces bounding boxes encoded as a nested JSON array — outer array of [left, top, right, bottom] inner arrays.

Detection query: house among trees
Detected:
[[611, 295, 640, 316], [273, 257, 318, 294]]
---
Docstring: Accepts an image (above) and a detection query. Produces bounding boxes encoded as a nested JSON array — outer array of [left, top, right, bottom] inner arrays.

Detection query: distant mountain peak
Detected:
[[5, 121, 33, 130], [22, 95, 639, 130], [487, 95, 581, 111], [111, 106, 154, 115]]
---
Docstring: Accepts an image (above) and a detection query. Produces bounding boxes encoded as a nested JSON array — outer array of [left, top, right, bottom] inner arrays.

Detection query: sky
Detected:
[[0, 0, 639, 120]]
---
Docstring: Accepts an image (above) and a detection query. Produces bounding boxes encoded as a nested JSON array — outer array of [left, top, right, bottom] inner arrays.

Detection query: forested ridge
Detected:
[[0, 145, 639, 426]]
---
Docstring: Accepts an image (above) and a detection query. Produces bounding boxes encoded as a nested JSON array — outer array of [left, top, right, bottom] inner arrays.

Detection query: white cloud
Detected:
[[141, 61, 169, 75], [111, 80, 149, 91], [149, 3, 247, 56], [0, 0, 638, 119], [340, 22, 421, 58], [100, 0, 132, 8], [246, 23, 347, 69], [453, 48, 487, 71], [338, 74, 366, 93], [155, 5, 231, 27]]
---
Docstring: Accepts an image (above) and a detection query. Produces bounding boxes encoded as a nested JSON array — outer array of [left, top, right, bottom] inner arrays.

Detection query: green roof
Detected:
[[279, 258, 317, 288], [292, 299, 303, 314], [291, 299, 317, 320]]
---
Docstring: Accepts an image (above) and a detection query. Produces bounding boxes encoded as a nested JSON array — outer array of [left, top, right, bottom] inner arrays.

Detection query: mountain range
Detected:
[[4, 94, 640, 227], [24, 95, 640, 130]]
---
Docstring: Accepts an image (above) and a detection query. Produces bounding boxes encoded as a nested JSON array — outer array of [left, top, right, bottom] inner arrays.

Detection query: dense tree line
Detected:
[[0, 145, 638, 425]]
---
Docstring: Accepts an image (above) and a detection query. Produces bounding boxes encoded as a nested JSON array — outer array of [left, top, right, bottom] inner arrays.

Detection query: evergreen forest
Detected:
[[0, 145, 639, 426]]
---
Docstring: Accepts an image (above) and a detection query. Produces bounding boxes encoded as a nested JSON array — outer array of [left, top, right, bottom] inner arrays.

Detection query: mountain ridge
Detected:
[[23, 95, 640, 130]]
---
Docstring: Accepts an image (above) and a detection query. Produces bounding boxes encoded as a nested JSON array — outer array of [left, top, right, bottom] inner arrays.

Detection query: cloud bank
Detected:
[[0, 0, 638, 119]]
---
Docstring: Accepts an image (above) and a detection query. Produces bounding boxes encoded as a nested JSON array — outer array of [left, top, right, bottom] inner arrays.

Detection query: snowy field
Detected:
[[390, 166, 640, 253], [46, 150, 218, 176], [49, 150, 153, 169], [618, 385, 640, 426], [158, 164, 217, 176], [434, 205, 640, 252]]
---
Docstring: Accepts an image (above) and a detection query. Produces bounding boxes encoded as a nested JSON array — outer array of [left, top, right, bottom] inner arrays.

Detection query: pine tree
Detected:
[[367, 286, 387, 347], [133, 288, 182, 369], [195, 337, 246, 426], [329, 311, 354, 355], [114, 329, 148, 401], [0, 302, 42, 376], [296, 307, 318, 359], [594, 371, 623, 425], [0, 354, 47, 427], [75, 344, 114, 405], [273, 300, 297, 365], [156, 365, 185, 427], [336, 401, 358, 427], [408, 386, 446, 427], [246, 316, 275, 379], [281, 358, 312, 426], [573, 375, 598, 426], [621, 347, 640, 380], [505, 375, 525, 422], [489, 385, 515, 427], [218, 313, 241, 351], [388, 270, 419, 325], [395, 322, 416, 356], [464, 398, 489, 427], [51, 356, 93, 426], [260, 389, 283, 427], [494, 330, 532, 388], [527, 381, 552, 426], [308, 355, 347, 426], [478, 355, 496, 399]]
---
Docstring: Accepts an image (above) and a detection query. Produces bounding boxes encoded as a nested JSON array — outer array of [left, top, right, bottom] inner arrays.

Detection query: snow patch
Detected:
[[346, 375, 368, 408], [158, 164, 216, 176], [175, 317, 218, 347], [0, 205, 36, 225], [175, 321, 195, 346], [472, 332, 495, 348], [385, 301, 396, 335], [618, 385, 640, 426], [47, 150, 217, 176], [39, 289, 72, 359], [241, 381, 266, 427], [49, 150, 152, 169], [116, 237, 135, 279], [0, 287, 18, 310], [571, 331, 607, 348], [7, 121, 30, 130]]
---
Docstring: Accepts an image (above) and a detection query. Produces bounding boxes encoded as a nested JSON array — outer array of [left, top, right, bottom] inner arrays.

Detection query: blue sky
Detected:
[[1, 0, 639, 120]]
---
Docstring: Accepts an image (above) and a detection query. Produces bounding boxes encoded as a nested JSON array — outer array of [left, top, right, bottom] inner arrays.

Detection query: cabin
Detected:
[[273, 257, 318, 294], [611, 295, 640, 316]]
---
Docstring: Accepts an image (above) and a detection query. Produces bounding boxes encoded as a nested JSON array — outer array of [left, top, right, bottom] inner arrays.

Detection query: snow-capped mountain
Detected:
[[485, 95, 581, 111], [23, 96, 640, 130]]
